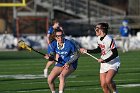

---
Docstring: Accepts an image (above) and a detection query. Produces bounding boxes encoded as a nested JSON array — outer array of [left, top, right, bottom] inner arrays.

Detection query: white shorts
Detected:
[[100, 57, 120, 73]]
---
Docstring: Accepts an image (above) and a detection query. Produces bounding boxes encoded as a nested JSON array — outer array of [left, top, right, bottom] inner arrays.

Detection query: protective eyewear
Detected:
[[55, 35, 63, 38]]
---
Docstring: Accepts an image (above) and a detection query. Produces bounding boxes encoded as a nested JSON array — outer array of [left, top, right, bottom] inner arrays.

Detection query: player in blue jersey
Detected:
[[119, 20, 130, 52], [44, 29, 80, 93]]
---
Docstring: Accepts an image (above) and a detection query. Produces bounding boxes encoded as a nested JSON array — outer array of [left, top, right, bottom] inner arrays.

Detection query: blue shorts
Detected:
[[55, 61, 78, 70]]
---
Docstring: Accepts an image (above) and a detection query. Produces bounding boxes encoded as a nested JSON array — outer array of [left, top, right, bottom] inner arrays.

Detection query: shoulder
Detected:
[[97, 36, 100, 41], [48, 26, 53, 31], [65, 39, 72, 44], [104, 35, 113, 42], [119, 26, 124, 30], [65, 39, 75, 46], [49, 26, 53, 30]]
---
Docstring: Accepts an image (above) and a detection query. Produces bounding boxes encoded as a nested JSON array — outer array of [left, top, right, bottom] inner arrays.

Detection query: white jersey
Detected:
[[97, 35, 116, 60]]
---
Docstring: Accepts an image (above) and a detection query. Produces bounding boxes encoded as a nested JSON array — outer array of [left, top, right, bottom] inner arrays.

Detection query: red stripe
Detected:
[[111, 42, 115, 49]]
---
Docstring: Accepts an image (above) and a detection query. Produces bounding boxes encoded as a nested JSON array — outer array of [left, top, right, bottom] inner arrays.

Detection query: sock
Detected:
[[59, 91, 63, 93], [113, 91, 118, 93], [44, 69, 48, 77], [52, 91, 55, 93]]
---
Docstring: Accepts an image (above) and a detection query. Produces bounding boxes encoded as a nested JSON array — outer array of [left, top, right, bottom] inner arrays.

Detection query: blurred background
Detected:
[[0, 0, 140, 50]]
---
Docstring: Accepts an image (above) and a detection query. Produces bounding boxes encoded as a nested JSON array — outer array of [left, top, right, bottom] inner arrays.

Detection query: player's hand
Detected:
[[80, 48, 87, 54], [44, 54, 49, 59], [55, 54, 59, 61], [98, 58, 105, 63]]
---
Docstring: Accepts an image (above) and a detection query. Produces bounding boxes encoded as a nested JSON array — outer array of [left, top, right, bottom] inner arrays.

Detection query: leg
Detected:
[[44, 44, 56, 77], [100, 73, 111, 93], [48, 66, 63, 92], [126, 37, 130, 52], [59, 65, 75, 93], [121, 38, 125, 53], [44, 61, 54, 77], [105, 69, 118, 93]]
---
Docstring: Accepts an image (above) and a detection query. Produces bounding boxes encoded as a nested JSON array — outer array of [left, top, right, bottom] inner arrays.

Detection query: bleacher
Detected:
[[34, 0, 140, 35]]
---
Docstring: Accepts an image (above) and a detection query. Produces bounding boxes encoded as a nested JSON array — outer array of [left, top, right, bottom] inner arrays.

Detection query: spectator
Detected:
[[119, 20, 130, 53]]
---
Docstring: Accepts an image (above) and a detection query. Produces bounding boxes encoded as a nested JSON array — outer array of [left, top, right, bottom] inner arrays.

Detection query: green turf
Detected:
[[0, 50, 140, 93]]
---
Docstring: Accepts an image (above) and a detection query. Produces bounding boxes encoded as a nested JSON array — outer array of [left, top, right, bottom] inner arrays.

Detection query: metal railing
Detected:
[[36, 0, 126, 18], [66, 15, 140, 34]]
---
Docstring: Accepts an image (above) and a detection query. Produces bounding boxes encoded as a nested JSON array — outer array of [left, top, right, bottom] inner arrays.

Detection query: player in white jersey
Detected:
[[80, 23, 120, 93]]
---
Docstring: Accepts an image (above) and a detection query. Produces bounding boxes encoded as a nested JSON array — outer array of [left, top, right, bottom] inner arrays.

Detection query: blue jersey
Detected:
[[50, 39, 78, 69], [47, 26, 55, 53], [48, 26, 54, 34], [119, 26, 129, 37]]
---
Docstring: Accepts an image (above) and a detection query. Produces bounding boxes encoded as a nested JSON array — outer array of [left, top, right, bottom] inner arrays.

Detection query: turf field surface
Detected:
[[0, 50, 140, 93]]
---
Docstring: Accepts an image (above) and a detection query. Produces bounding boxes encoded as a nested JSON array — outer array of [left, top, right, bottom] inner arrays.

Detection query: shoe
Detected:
[[44, 69, 48, 78]]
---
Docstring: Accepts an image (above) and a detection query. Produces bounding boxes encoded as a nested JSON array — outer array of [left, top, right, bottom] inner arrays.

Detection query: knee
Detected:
[[59, 74, 65, 81], [47, 76, 54, 84], [106, 79, 112, 86], [100, 82, 107, 89]]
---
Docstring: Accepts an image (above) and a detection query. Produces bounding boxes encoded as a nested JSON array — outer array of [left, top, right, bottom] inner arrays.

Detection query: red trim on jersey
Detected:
[[111, 42, 115, 49]]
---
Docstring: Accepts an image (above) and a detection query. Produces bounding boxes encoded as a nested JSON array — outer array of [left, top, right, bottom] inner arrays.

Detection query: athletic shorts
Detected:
[[55, 61, 78, 70], [100, 57, 120, 73]]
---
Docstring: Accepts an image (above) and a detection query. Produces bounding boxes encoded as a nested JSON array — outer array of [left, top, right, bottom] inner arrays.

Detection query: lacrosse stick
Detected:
[[17, 40, 59, 63], [70, 39, 98, 61], [84, 52, 98, 61]]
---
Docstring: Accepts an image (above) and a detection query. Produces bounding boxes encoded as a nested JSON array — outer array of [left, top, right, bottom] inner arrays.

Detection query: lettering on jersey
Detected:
[[99, 44, 106, 55], [56, 51, 68, 55], [99, 44, 105, 49], [123, 28, 128, 33], [56, 51, 68, 59]]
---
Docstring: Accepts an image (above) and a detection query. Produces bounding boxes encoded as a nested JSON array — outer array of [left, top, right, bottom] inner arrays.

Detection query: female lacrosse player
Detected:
[[44, 29, 79, 93], [80, 23, 120, 93], [44, 19, 63, 78]]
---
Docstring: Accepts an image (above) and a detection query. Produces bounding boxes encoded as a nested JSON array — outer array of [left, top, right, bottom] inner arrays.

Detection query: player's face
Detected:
[[54, 22, 59, 28], [95, 25, 102, 36], [55, 32, 63, 43]]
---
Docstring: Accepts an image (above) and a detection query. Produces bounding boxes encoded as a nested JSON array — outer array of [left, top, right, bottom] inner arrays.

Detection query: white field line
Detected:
[[2, 84, 140, 93], [0, 74, 139, 83], [0, 63, 43, 67], [0, 74, 140, 92], [0, 71, 42, 74], [1, 62, 140, 70], [118, 84, 140, 87], [0, 74, 77, 79], [1, 69, 140, 74]]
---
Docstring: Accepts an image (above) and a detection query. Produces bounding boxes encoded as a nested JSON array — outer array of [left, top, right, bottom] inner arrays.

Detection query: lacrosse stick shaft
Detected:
[[25, 44, 60, 63], [31, 47, 59, 62], [71, 39, 98, 61], [18, 40, 61, 63], [30, 47, 45, 56], [85, 52, 98, 60]]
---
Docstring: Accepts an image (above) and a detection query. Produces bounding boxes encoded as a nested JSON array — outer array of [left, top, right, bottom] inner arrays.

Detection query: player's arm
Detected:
[[103, 48, 118, 62], [87, 46, 101, 54], [46, 41, 56, 61], [46, 27, 53, 44], [66, 51, 80, 65], [47, 34, 51, 44], [66, 41, 80, 65]]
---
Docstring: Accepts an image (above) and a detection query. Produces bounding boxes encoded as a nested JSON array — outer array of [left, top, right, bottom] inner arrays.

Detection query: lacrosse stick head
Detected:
[[18, 40, 32, 52]]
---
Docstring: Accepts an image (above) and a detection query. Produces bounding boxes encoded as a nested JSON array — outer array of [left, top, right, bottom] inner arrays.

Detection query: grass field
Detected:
[[0, 50, 140, 93]]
